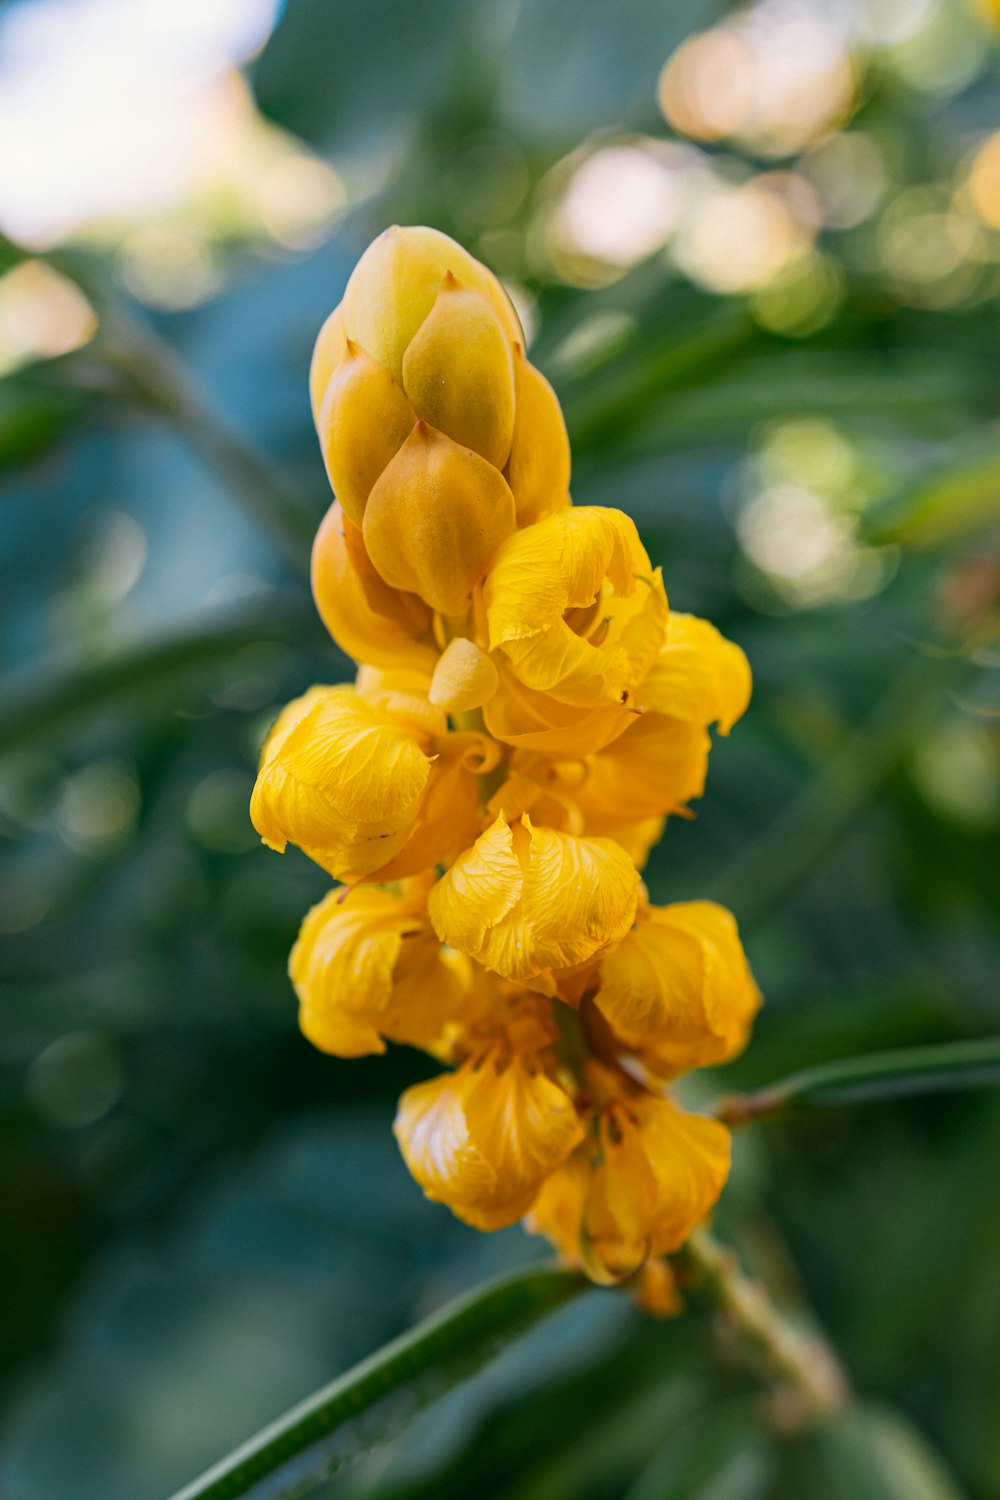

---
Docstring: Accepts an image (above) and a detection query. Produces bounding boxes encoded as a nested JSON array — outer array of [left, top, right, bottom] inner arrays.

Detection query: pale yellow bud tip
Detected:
[[429, 638, 500, 713]]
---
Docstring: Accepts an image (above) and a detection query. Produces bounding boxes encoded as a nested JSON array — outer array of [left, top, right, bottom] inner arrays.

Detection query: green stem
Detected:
[[714, 1035, 1000, 1128], [165, 1265, 586, 1500], [710, 647, 965, 927], [0, 602, 317, 755], [104, 307, 318, 574], [679, 1228, 848, 1433]]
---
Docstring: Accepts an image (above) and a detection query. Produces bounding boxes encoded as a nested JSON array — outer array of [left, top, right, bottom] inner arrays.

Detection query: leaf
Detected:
[[717, 1035, 1000, 1126], [624, 1405, 775, 1500], [863, 446, 1000, 548], [0, 602, 319, 755], [166, 1265, 587, 1500], [813, 1403, 969, 1500]]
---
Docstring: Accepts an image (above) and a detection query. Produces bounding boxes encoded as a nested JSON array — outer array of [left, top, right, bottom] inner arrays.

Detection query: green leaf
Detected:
[[0, 602, 318, 755], [814, 1403, 969, 1500], [863, 446, 1000, 547], [624, 1405, 775, 1500], [717, 1035, 1000, 1126], [166, 1265, 587, 1500]]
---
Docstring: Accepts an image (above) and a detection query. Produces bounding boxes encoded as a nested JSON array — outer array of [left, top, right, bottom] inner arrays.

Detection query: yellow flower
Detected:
[[428, 812, 639, 987], [311, 501, 437, 674], [480, 507, 669, 754], [250, 682, 487, 883], [593, 900, 762, 1079], [393, 998, 584, 1229], [504, 611, 751, 833], [291, 877, 467, 1058], [527, 1068, 731, 1282]]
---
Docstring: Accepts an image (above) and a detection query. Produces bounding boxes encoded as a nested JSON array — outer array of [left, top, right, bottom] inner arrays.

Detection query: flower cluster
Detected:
[[251, 225, 760, 1298]]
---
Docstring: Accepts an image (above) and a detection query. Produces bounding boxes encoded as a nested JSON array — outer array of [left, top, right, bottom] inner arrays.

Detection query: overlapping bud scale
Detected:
[[251, 226, 761, 1298]]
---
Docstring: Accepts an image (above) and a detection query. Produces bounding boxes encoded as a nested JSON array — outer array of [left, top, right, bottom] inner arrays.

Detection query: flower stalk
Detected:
[[679, 1227, 849, 1432]]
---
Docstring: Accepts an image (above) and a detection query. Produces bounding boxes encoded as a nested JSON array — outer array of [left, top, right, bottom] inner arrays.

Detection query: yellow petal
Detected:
[[485, 507, 642, 648], [402, 276, 515, 468], [631, 1096, 732, 1256], [572, 714, 712, 827], [483, 664, 639, 756], [584, 1097, 731, 1275], [292, 879, 471, 1060], [291, 885, 410, 1058], [639, 614, 751, 733], [342, 224, 521, 384], [311, 502, 437, 674], [505, 348, 571, 525], [309, 304, 346, 426], [355, 664, 448, 739], [428, 637, 499, 713], [394, 1049, 583, 1230], [429, 814, 639, 983], [483, 508, 668, 708], [363, 422, 516, 617], [369, 749, 482, 882], [250, 685, 432, 880], [317, 341, 415, 526], [596, 901, 761, 1078]]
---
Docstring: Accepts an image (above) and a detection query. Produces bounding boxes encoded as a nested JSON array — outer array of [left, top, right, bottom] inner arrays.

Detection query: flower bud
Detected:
[[428, 637, 499, 713], [363, 421, 516, 617], [311, 502, 437, 674], [506, 346, 572, 524], [317, 340, 415, 526], [309, 305, 346, 426], [341, 224, 522, 385], [401, 273, 515, 468]]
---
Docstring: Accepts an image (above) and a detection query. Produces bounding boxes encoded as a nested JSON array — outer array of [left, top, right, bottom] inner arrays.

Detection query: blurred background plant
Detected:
[[1, 0, 999, 1496]]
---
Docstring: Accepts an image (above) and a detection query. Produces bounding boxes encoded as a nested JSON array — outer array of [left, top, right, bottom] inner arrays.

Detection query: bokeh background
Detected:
[[2, 1, 1000, 1496]]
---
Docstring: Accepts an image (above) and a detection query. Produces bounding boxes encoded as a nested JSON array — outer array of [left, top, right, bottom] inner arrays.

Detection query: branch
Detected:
[[714, 1035, 1000, 1128]]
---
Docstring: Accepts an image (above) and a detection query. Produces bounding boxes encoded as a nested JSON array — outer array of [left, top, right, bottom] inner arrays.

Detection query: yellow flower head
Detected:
[[480, 507, 669, 754], [593, 899, 762, 1079], [251, 225, 762, 1290], [393, 994, 585, 1229], [527, 1067, 732, 1283], [291, 876, 467, 1059], [428, 812, 639, 988], [250, 681, 491, 883]]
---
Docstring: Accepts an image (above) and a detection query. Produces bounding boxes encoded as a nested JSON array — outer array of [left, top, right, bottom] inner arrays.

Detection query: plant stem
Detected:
[[103, 307, 319, 575], [165, 1265, 586, 1500], [679, 1228, 848, 1433], [0, 602, 319, 756], [713, 1035, 1000, 1129]]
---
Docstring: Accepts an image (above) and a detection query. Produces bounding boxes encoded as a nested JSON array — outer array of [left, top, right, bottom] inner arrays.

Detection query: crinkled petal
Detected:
[[394, 1051, 583, 1230], [595, 901, 760, 1078], [639, 614, 751, 734], [633, 1097, 732, 1256], [429, 814, 639, 982]]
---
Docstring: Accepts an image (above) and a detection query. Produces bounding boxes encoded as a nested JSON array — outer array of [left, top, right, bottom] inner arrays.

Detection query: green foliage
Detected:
[[2, 0, 1000, 1497]]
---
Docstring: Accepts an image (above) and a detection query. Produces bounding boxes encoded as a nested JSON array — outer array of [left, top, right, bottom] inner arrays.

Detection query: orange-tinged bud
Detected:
[[401, 275, 515, 468], [363, 422, 516, 617], [506, 347, 572, 524], [309, 304, 347, 425], [317, 341, 415, 526], [342, 224, 521, 384], [311, 502, 437, 674]]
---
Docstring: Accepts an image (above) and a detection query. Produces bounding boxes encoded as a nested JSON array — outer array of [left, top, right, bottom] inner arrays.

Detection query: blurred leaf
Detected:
[[168, 1264, 586, 1500], [813, 1404, 969, 1500], [864, 442, 1000, 548], [624, 1405, 775, 1500], [0, 381, 86, 468]]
